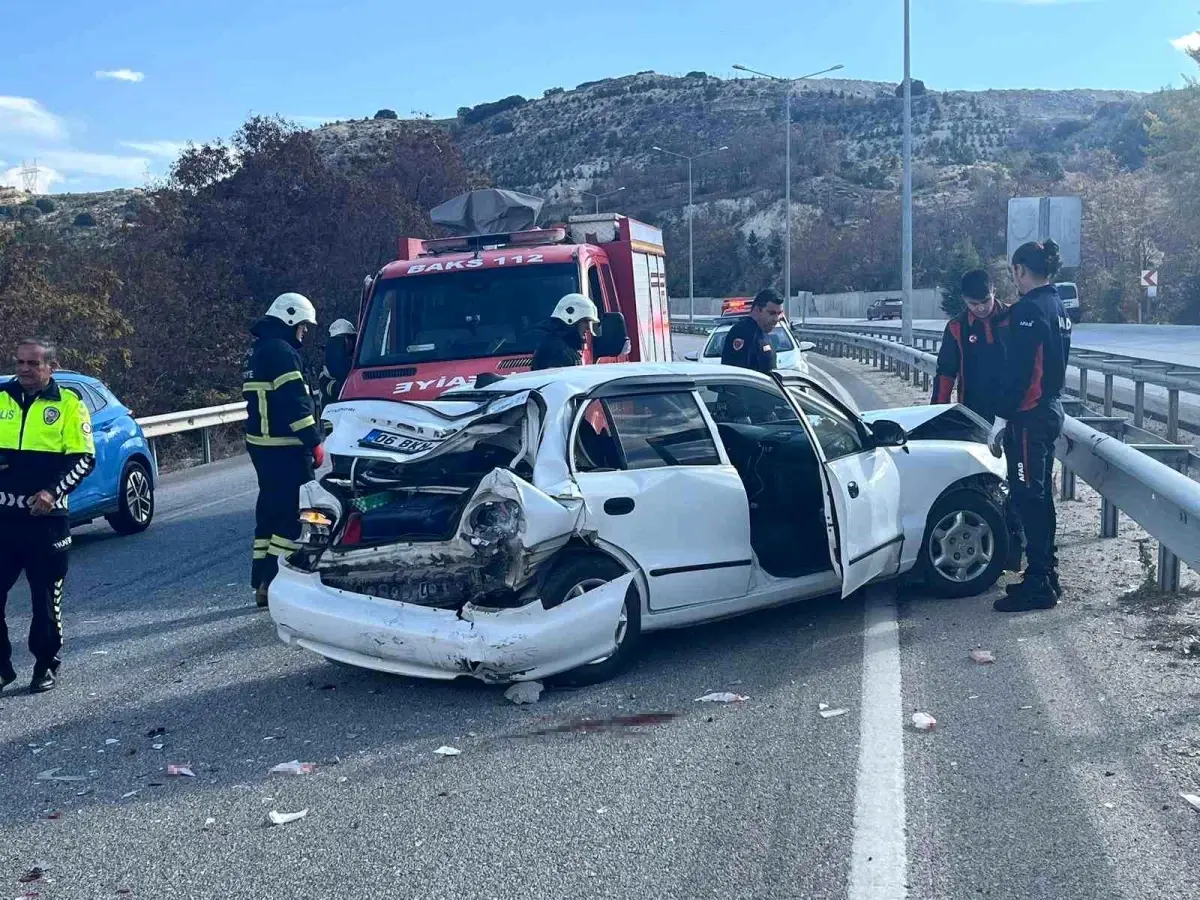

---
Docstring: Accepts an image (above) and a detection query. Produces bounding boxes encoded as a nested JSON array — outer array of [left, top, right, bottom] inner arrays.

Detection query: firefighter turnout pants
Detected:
[[248, 445, 313, 590], [1004, 403, 1064, 579], [0, 516, 70, 674]]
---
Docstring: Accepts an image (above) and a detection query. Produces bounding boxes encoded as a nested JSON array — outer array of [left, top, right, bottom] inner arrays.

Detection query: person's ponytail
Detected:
[[1012, 239, 1062, 280]]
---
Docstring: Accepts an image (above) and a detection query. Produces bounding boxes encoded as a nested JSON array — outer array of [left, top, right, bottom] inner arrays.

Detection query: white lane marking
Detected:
[[158, 488, 258, 523], [847, 585, 908, 900]]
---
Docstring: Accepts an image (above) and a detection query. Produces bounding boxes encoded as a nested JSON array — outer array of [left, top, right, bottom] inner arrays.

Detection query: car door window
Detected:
[[605, 392, 720, 469], [786, 389, 865, 460], [60, 383, 99, 414], [697, 383, 800, 427], [82, 384, 109, 413], [572, 399, 623, 472]]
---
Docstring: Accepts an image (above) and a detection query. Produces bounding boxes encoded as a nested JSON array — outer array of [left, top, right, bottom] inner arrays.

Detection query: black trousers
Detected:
[[248, 445, 313, 590], [1004, 403, 1064, 578], [0, 515, 70, 674]]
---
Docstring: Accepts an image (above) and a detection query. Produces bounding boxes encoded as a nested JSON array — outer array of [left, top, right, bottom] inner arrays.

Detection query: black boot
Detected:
[[255, 585, 270, 609], [994, 576, 1058, 612], [1006, 570, 1063, 599], [1, 665, 16, 692], [30, 667, 56, 693]]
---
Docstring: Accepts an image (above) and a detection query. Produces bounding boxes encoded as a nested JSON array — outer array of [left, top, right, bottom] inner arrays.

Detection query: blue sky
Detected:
[[1, 0, 1196, 194]]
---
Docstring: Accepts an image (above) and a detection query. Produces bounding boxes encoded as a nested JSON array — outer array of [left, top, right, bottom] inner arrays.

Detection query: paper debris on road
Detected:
[[911, 712, 937, 731], [151, 743, 164, 751], [36, 767, 87, 782], [818, 702, 829, 710], [105, 739, 120, 745], [503, 681, 544, 705], [203, 817, 216, 830], [267, 808, 308, 826], [434, 746, 462, 756], [694, 692, 749, 703], [969, 649, 996, 664], [1182, 793, 1200, 812], [166, 764, 195, 777], [121, 790, 139, 799], [269, 760, 316, 776], [819, 708, 850, 719], [1019, 705, 1034, 711]]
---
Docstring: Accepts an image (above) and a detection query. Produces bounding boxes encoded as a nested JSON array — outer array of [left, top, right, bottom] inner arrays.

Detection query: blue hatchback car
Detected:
[[3, 373, 157, 534]]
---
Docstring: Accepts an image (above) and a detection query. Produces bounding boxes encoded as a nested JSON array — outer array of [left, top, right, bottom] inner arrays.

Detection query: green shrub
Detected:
[[74, 212, 97, 227]]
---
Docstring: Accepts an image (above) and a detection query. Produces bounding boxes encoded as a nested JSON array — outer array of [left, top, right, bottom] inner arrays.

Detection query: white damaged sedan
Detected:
[[268, 363, 1009, 685]]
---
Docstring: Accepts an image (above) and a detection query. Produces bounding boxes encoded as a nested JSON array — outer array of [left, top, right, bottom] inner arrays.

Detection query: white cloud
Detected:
[[1, 164, 65, 193], [1171, 32, 1200, 54], [96, 69, 145, 83], [120, 140, 187, 159], [36, 150, 149, 180], [0, 96, 67, 141]]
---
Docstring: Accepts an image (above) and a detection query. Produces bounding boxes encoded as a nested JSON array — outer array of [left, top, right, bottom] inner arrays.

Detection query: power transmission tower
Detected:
[[20, 160, 41, 193]]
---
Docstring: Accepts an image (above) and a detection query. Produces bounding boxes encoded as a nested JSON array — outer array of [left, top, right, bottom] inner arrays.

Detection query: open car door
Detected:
[[775, 373, 904, 597]]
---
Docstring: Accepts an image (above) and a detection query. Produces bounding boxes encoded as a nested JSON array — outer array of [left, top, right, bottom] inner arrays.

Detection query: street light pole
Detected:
[[653, 145, 728, 322], [901, 0, 914, 347], [580, 186, 625, 214], [733, 63, 844, 325]]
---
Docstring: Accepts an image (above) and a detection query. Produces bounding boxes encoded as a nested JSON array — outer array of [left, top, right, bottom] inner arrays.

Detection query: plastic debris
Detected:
[[1182, 793, 1200, 813], [105, 739, 120, 745], [36, 767, 87, 782], [269, 760, 316, 776], [267, 808, 308, 826], [1019, 705, 1034, 711], [433, 746, 462, 756], [818, 703, 829, 710], [203, 817, 216, 830], [503, 681, 544, 705], [166, 764, 195, 777], [969, 649, 996, 664], [121, 790, 139, 799], [911, 712, 937, 731], [151, 743, 164, 751], [694, 692, 749, 703], [18, 868, 44, 883], [1103, 802, 1115, 809], [819, 708, 850, 719]]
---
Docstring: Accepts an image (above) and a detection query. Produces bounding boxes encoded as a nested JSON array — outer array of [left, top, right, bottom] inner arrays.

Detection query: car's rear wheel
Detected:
[[920, 489, 1008, 598], [543, 553, 641, 687], [106, 461, 154, 535]]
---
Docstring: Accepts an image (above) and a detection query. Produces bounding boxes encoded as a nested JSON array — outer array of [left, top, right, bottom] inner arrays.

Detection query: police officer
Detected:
[[530, 293, 600, 370], [316, 318, 357, 415], [720, 288, 784, 374], [244, 293, 324, 608], [0, 338, 95, 693], [990, 240, 1071, 612]]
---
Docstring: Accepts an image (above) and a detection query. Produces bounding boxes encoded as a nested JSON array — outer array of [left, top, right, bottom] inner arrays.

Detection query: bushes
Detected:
[[74, 212, 97, 227], [35, 197, 56, 213], [373, 109, 398, 119], [458, 95, 527, 125], [490, 117, 515, 135]]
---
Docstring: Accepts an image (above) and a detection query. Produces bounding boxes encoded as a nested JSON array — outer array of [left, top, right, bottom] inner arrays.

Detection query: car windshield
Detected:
[[702, 325, 794, 358], [357, 264, 581, 366]]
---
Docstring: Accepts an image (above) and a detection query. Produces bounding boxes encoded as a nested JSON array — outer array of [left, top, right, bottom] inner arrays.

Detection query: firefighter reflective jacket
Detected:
[[0, 377, 96, 516], [242, 317, 321, 450]]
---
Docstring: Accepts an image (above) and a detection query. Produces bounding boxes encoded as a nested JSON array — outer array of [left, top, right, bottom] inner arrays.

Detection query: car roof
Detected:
[[1, 371, 103, 387], [448, 361, 783, 399]]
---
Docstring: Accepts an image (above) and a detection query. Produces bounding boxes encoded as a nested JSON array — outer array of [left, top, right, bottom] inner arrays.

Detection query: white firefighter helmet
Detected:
[[551, 293, 600, 333], [329, 318, 357, 338], [265, 292, 317, 327]]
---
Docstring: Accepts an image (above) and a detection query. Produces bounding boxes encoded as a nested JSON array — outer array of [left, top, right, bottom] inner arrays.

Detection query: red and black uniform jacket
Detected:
[[930, 309, 1008, 421], [993, 286, 1071, 420]]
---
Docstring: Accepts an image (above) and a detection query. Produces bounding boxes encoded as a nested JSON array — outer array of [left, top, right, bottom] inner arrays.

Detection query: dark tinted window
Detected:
[[60, 382, 103, 414], [1057, 284, 1078, 300], [697, 383, 800, 427], [606, 392, 720, 469]]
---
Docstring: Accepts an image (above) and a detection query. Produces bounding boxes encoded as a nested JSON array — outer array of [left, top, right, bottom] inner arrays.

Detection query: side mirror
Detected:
[[684, 351, 699, 362], [593, 312, 628, 358], [870, 419, 907, 448], [797, 341, 816, 353]]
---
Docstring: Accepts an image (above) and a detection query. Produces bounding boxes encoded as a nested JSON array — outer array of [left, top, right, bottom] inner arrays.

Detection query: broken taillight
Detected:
[[339, 512, 363, 546]]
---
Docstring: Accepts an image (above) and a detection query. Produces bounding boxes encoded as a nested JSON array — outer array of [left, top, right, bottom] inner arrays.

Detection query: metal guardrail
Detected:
[[136, 402, 247, 465], [805, 328, 1200, 591]]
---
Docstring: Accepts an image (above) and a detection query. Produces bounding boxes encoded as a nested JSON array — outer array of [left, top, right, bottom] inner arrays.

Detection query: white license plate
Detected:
[[359, 428, 436, 454]]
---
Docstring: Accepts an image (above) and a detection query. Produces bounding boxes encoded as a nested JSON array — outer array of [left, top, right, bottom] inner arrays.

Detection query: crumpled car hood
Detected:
[[862, 403, 989, 444]]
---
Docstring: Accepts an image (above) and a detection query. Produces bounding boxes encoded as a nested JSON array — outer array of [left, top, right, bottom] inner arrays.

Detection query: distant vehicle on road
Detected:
[[1056, 282, 1081, 323], [866, 298, 903, 321], [4, 373, 156, 534]]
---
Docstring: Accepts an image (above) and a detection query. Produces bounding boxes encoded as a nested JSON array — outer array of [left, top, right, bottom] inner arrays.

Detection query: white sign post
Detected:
[[1007, 196, 1082, 268], [1140, 270, 1159, 323]]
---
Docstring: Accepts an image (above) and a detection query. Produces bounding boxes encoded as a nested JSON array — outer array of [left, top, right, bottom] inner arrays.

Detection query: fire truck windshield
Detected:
[[357, 263, 581, 366]]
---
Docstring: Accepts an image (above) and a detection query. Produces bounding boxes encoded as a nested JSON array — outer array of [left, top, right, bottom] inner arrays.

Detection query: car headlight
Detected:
[[465, 499, 522, 544]]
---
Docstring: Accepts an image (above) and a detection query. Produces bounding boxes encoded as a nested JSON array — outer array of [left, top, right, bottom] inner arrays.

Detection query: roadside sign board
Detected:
[[1141, 270, 1158, 288], [1007, 196, 1082, 269]]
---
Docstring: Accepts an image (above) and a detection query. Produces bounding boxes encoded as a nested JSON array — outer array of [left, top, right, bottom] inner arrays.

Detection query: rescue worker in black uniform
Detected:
[[316, 318, 356, 416], [529, 293, 600, 371], [990, 240, 1072, 612], [244, 293, 325, 608], [1, 338, 95, 693], [720, 288, 784, 374]]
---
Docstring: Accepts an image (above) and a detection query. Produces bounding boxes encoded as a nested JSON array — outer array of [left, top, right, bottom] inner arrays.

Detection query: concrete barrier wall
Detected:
[[668, 289, 946, 321]]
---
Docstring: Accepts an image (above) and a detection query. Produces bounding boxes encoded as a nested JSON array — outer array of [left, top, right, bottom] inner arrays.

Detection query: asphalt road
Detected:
[[2, 343, 1197, 899]]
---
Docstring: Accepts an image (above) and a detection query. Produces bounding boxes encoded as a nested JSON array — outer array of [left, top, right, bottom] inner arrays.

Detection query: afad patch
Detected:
[[43, 407, 61, 426], [731, 338, 745, 351]]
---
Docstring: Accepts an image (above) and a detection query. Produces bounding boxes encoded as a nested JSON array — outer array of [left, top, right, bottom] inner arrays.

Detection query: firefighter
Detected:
[[0, 338, 95, 693], [529, 293, 600, 371], [990, 240, 1071, 612], [316, 318, 356, 415], [244, 293, 324, 608], [720, 288, 784, 375]]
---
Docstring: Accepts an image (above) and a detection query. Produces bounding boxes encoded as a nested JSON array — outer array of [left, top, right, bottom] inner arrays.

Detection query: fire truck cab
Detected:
[[340, 214, 673, 403]]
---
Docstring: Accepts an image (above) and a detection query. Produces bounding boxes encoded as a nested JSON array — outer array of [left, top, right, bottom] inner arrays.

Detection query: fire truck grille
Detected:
[[498, 357, 533, 370], [363, 367, 418, 380]]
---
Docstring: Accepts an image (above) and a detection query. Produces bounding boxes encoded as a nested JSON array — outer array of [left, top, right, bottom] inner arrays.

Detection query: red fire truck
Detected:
[[339, 213, 673, 402]]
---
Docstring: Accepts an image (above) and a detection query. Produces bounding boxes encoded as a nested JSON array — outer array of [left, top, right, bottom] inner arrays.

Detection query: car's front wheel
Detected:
[[920, 488, 1008, 598], [543, 553, 641, 687], [106, 461, 154, 535]]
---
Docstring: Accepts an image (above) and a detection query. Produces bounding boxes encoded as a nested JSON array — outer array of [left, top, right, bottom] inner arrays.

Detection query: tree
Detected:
[[895, 79, 926, 98], [73, 212, 96, 227], [373, 109, 398, 120], [35, 197, 56, 213], [937, 237, 983, 317]]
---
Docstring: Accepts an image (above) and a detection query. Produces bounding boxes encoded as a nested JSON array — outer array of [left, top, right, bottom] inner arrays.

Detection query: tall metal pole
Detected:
[[901, 0, 914, 346], [785, 88, 793, 322], [594, 197, 600, 214], [688, 156, 695, 323]]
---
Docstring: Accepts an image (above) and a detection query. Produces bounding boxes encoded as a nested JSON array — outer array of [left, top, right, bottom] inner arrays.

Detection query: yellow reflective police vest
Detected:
[[0, 378, 95, 514]]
